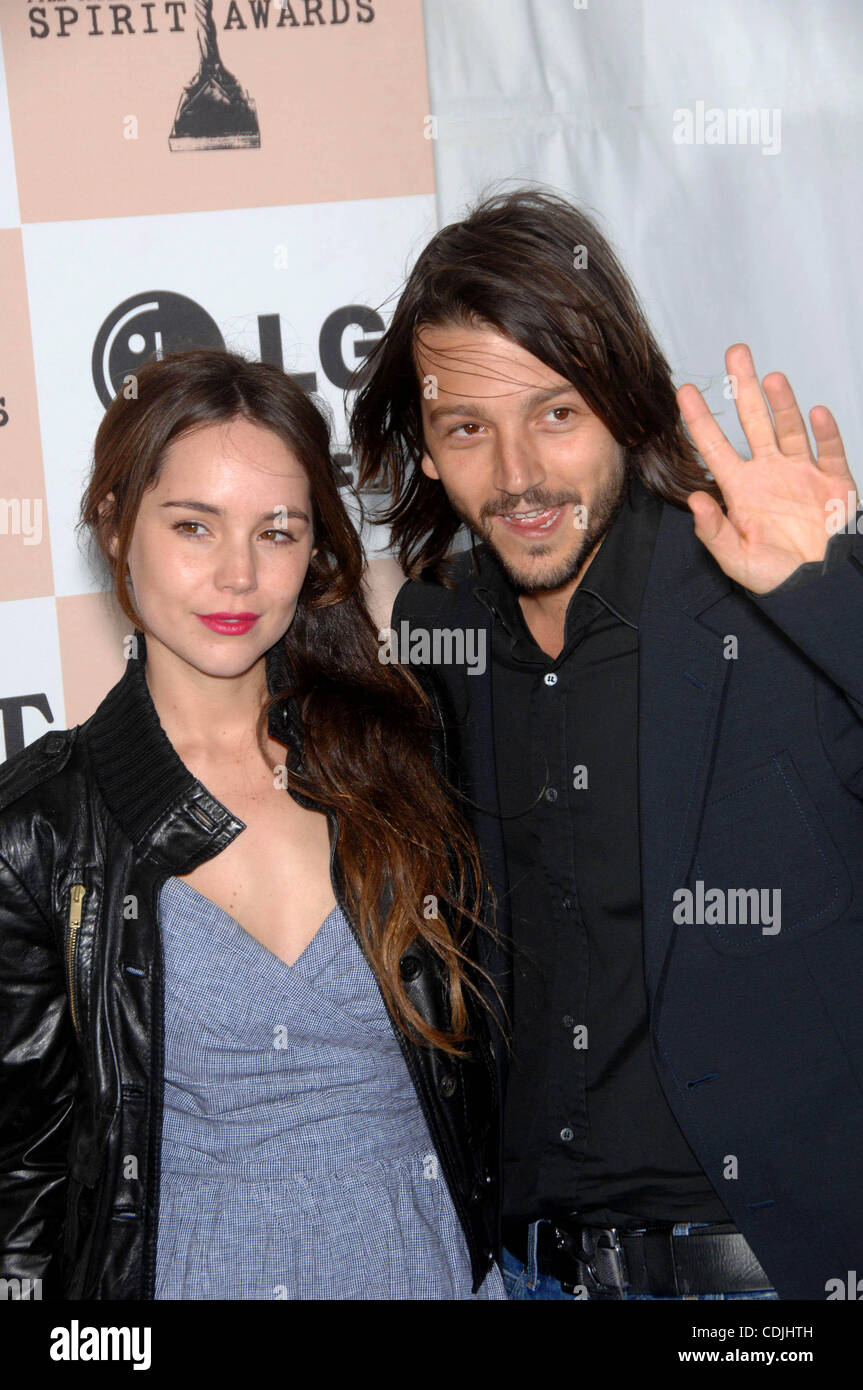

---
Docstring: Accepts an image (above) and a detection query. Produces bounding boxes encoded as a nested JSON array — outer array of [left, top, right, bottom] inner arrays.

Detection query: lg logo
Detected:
[[91, 292, 224, 406], [91, 291, 384, 483]]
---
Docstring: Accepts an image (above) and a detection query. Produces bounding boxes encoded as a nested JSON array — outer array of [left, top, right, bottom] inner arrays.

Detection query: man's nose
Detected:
[[491, 429, 546, 497]]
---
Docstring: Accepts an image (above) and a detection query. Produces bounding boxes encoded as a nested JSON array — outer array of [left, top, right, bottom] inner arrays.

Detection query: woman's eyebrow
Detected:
[[159, 500, 310, 522]]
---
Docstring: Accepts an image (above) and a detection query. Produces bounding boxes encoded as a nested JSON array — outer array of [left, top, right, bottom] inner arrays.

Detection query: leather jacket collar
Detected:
[[83, 631, 307, 875]]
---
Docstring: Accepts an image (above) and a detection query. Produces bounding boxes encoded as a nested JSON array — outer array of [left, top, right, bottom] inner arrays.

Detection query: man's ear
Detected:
[[420, 451, 441, 482]]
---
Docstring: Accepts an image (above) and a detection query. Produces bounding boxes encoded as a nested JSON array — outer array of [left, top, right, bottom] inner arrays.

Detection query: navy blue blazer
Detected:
[[392, 496, 863, 1299]]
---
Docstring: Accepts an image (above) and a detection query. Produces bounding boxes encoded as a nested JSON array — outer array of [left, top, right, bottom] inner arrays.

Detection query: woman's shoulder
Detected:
[[0, 726, 82, 824], [0, 730, 88, 915], [0, 661, 129, 826]]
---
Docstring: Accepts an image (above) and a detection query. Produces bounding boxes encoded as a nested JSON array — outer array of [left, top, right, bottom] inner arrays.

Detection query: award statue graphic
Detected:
[[169, 0, 260, 151]]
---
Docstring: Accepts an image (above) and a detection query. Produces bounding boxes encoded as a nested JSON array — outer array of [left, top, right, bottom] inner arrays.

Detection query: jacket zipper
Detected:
[[323, 809, 481, 1276], [66, 883, 86, 1037]]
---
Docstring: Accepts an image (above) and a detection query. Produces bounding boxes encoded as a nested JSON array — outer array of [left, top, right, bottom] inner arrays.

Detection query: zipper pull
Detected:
[[68, 883, 85, 926]]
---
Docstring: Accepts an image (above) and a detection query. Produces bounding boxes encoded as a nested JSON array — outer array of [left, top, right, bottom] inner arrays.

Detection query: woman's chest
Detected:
[[177, 783, 337, 966]]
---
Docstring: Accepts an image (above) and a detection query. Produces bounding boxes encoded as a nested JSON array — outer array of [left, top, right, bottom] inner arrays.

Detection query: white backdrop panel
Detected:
[[0, 596, 64, 757], [422, 0, 862, 472]]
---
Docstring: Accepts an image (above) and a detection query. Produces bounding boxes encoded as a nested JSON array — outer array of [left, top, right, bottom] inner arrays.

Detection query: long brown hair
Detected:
[[350, 184, 723, 582], [80, 348, 500, 1057]]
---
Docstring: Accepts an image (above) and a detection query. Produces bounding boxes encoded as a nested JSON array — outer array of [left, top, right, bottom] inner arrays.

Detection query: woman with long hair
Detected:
[[0, 348, 505, 1300]]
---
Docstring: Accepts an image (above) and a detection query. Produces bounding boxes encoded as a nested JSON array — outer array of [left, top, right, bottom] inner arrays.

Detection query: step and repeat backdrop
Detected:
[[0, 0, 435, 757], [6, 0, 858, 764]]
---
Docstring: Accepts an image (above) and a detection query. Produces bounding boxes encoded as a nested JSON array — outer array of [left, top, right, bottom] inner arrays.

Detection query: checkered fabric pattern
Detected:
[[154, 875, 506, 1300]]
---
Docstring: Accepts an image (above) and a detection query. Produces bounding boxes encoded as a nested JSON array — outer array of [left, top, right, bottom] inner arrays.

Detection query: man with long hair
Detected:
[[350, 187, 862, 1301]]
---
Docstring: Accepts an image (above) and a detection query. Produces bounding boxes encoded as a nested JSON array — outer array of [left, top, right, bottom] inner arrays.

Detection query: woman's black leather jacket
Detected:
[[0, 640, 500, 1298]]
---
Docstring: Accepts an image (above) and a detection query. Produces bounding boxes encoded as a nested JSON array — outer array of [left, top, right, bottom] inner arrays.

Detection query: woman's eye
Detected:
[[171, 522, 295, 543], [260, 529, 295, 543]]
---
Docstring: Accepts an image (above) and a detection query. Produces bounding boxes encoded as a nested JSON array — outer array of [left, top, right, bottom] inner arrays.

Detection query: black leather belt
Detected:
[[502, 1217, 772, 1299]]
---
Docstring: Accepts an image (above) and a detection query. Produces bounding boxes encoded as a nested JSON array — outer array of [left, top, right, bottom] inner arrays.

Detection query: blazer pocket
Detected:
[[691, 749, 852, 954]]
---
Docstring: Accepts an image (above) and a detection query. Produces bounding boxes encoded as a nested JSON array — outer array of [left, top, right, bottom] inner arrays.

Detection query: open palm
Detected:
[[677, 343, 857, 594]]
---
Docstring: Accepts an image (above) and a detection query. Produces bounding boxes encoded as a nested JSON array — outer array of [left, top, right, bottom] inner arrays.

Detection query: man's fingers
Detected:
[[687, 490, 724, 538], [761, 371, 811, 457], [677, 384, 740, 478], [687, 490, 742, 571], [725, 343, 776, 456], [810, 404, 852, 479]]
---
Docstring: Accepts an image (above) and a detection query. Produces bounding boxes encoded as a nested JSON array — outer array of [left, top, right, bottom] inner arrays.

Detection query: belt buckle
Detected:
[[556, 1223, 629, 1300], [586, 1225, 628, 1299]]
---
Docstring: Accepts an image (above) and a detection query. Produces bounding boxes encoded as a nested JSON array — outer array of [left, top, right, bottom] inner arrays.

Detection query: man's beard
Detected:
[[453, 461, 629, 596]]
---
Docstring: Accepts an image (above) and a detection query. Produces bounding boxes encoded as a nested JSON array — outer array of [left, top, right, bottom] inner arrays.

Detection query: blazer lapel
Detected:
[[447, 585, 514, 1053], [638, 502, 735, 999]]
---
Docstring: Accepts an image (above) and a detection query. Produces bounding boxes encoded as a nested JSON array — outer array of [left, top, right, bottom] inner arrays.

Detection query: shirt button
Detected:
[[563, 1014, 575, 1028], [439, 1074, 458, 1098], [544, 672, 558, 686], [544, 787, 558, 803], [562, 896, 574, 911], [399, 955, 422, 981], [560, 1127, 574, 1143]]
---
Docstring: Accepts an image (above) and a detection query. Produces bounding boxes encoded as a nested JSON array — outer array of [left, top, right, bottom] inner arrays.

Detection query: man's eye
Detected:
[[548, 407, 574, 421], [451, 421, 483, 436]]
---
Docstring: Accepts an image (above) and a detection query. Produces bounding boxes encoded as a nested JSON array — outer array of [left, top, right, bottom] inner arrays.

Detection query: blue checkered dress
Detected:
[[153, 876, 506, 1300]]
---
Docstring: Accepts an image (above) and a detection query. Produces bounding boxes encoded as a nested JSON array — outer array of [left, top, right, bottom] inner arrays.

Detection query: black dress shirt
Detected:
[[473, 473, 731, 1227]]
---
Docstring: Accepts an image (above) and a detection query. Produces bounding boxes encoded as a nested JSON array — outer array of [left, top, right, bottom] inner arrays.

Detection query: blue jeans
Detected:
[[501, 1220, 779, 1300]]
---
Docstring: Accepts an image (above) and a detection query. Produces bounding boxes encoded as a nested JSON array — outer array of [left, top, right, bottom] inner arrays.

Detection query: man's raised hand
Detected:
[[676, 343, 856, 594]]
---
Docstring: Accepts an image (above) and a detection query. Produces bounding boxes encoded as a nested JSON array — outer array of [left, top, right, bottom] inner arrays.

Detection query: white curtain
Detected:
[[420, 0, 862, 467]]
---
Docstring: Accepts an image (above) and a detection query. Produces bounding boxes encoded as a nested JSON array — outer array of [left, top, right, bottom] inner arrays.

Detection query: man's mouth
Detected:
[[497, 505, 565, 535]]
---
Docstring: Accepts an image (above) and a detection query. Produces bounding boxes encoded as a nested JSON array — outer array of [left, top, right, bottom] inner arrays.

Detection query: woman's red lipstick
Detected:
[[196, 612, 260, 636]]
